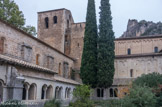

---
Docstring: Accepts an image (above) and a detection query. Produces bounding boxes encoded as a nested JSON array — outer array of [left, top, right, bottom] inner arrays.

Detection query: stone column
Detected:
[[44, 87, 47, 99], [25, 85, 29, 100]]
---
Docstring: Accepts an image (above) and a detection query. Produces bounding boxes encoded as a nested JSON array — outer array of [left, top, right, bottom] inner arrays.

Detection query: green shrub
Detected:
[[44, 99, 61, 107], [69, 85, 94, 107], [122, 85, 157, 107], [0, 100, 26, 107]]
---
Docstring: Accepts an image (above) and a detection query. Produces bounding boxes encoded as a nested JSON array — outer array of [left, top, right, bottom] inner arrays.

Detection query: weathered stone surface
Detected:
[[121, 19, 162, 38]]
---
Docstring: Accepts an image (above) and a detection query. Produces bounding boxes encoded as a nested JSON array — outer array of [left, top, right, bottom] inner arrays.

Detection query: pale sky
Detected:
[[14, 0, 162, 38]]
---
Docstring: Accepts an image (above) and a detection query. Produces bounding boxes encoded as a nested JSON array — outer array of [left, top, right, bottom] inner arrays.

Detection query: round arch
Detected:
[[41, 84, 47, 99], [28, 83, 37, 100], [46, 85, 53, 99]]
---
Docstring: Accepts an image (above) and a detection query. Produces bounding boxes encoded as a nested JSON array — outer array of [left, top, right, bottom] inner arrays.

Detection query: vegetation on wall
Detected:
[[44, 99, 61, 107], [0, 0, 36, 36], [97, 0, 115, 88], [80, 0, 98, 88]]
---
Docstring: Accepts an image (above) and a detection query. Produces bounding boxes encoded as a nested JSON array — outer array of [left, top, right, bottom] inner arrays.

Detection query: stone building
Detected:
[[0, 8, 162, 105]]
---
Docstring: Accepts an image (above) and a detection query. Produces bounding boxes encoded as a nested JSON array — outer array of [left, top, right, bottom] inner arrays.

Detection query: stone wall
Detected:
[[0, 20, 74, 75], [114, 56, 162, 79], [115, 36, 162, 55], [37, 9, 74, 53]]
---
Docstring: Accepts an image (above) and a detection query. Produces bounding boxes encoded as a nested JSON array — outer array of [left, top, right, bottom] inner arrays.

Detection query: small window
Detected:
[[154, 47, 158, 53], [53, 16, 57, 24], [58, 63, 61, 75], [0, 37, 5, 54], [128, 48, 131, 55], [67, 20, 69, 28], [36, 54, 40, 65], [45, 17, 49, 28], [65, 35, 68, 42], [97, 89, 100, 97], [110, 88, 113, 97], [78, 43, 79, 47], [114, 88, 118, 97], [130, 69, 133, 77]]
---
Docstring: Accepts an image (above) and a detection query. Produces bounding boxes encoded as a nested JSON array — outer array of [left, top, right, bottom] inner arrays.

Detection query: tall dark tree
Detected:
[[97, 0, 115, 88], [80, 0, 98, 88], [0, 0, 36, 36]]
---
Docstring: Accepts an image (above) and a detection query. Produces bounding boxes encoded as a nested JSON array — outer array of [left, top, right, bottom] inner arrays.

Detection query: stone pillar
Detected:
[[25, 85, 29, 100]]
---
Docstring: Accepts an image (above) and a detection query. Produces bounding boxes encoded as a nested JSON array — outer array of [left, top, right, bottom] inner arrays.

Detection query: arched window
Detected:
[[67, 88, 71, 98], [97, 88, 104, 98], [114, 88, 118, 97], [130, 69, 133, 77], [0, 37, 5, 54], [22, 83, 29, 100], [45, 17, 49, 28], [36, 54, 40, 65], [154, 47, 158, 53], [127, 48, 131, 55], [53, 16, 57, 24], [110, 88, 113, 97]]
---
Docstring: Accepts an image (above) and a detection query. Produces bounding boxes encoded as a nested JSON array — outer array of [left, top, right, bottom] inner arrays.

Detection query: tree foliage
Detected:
[[0, 0, 36, 36], [132, 72, 162, 88], [97, 0, 115, 88], [80, 0, 98, 88]]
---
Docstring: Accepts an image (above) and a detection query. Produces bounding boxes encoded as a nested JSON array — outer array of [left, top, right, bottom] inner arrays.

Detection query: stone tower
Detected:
[[37, 8, 74, 53]]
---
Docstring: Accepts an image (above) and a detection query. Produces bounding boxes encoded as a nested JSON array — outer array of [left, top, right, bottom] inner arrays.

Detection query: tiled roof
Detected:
[[0, 54, 57, 74], [113, 78, 135, 86], [54, 75, 80, 85]]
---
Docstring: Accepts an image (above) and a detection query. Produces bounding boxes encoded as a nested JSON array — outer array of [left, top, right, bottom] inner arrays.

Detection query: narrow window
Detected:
[[128, 48, 131, 55], [154, 47, 158, 53], [110, 88, 113, 97], [45, 17, 49, 28], [97, 89, 100, 97], [101, 89, 104, 97], [114, 88, 118, 97], [53, 16, 57, 24], [0, 37, 4, 54], [36, 54, 40, 65], [65, 35, 68, 42], [58, 63, 61, 75], [67, 20, 69, 28], [78, 43, 79, 47], [130, 69, 133, 77]]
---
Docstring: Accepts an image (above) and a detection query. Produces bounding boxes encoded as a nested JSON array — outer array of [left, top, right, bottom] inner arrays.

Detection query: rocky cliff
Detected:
[[121, 19, 162, 38]]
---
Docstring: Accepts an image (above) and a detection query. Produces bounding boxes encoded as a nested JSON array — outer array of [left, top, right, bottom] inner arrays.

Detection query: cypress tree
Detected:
[[97, 0, 115, 88], [80, 0, 98, 88]]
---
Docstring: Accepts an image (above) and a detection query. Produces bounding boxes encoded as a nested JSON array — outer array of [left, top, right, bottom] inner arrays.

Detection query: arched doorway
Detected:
[[46, 85, 53, 99], [28, 84, 37, 100], [0, 80, 3, 103]]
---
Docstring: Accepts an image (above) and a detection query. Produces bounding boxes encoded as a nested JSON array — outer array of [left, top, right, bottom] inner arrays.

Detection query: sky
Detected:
[[14, 0, 162, 38]]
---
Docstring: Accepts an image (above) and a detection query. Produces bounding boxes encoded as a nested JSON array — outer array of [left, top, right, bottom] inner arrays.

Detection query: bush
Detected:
[[122, 85, 157, 107], [133, 72, 162, 88], [94, 100, 123, 107], [0, 100, 26, 107], [69, 85, 94, 107], [44, 99, 61, 107]]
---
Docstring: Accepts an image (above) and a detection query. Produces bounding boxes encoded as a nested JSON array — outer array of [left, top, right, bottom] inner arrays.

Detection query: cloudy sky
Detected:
[[14, 0, 162, 38]]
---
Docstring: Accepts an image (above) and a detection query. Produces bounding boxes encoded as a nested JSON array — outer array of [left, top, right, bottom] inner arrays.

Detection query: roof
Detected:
[[38, 8, 69, 14], [0, 18, 75, 61], [115, 53, 162, 59], [115, 35, 162, 41], [54, 75, 80, 85], [0, 54, 56, 74], [113, 78, 135, 86]]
